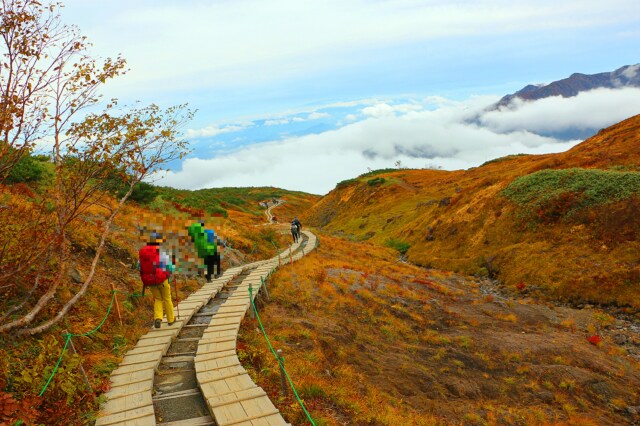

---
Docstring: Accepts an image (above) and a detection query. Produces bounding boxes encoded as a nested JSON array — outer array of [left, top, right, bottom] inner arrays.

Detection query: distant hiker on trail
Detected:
[[188, 222, 223, 282], [292, 217, 302, 234], [290, 221, 299, 243], [139, 232, 176, 329], [271, 215, 278, 223]]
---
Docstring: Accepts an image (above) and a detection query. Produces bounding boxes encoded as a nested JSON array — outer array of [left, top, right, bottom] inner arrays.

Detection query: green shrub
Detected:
[[6, 154, 50, 184], [502, 168, 640, 221], [336, 178, 358, 188], [358, 168, 397, 178], [367, 177, 386, 186], [120, 181, 159, 204], [384, 238, 411, 254]]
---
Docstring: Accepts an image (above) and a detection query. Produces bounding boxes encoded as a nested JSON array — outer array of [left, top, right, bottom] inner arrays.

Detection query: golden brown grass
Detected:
[[238, 232, 640, 425], [303, 115, 640, 312]]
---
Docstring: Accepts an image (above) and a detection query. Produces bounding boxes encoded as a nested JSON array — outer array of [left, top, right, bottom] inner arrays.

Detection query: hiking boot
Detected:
[[154, 319, 161, 329], [168, 320, 176, 326]]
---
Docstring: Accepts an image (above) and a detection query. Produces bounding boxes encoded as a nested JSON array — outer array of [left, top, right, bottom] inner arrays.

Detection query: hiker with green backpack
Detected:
[[187, 222, 224, 282]]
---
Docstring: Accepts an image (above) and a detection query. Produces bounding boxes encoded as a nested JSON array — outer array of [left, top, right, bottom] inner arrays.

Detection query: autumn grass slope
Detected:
[[0, 182, 318, 425], [303, 115, 640, 312], [239, 234, 640, 425]]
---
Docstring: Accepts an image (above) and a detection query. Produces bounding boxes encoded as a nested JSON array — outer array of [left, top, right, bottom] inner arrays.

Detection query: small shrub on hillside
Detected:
[[335, 178, 358, 188], [384, 238, 410, 255], [358, 168, 396, 178], [119, 181, 159, 204], [502, 168, 640, 222], [587, 335, 602, 346], [6, 153, 51, 184], [367, 177, 386, 186]]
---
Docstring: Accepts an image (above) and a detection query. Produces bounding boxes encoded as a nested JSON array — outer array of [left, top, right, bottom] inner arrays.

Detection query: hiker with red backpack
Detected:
[[139, 232, 176, 328]]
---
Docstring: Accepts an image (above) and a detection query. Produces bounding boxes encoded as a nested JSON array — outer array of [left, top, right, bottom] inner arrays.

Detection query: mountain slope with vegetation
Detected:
[[303, 114, 640, 312], [0, 179, 318, 425], [239, 233, 640, 425]]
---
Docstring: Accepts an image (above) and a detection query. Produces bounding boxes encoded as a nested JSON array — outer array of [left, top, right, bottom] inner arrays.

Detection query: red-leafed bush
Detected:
[[587, 335, 602, 346]]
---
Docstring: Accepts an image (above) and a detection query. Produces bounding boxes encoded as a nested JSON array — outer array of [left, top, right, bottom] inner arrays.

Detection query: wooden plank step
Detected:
[[125, 343, 168, 356], [120, 350, 163, 366], [95, 404, 155, 426], [195, 349, 237, 363], [201, 328, 237, 340], [161, 355, 194, 364], [215, 406, 280, 426], [100, 390, 153, 416], [152, 387, 200, 401], [103, 379, 153, 399], [197, 340, 236, 355], [208, 387, 267, 408], [199, 373, 257, 397], [109, 369, 155, 388], [195, 355, 240, 373], [157, 415, 216, 426], [110, 360, 158, 376], [197, 365, 247, 385], [246, 413, 289, 426]]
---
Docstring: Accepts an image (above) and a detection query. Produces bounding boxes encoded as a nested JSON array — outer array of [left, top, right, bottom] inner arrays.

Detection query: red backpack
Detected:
[[139, 244, 170, 286]]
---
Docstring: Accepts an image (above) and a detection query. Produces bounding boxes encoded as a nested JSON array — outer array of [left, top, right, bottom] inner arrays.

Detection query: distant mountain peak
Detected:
[[496, 64, 640, 108]]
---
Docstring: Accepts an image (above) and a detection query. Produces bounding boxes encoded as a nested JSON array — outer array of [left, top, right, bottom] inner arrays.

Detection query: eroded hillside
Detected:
[[303, 115, 640, 311]]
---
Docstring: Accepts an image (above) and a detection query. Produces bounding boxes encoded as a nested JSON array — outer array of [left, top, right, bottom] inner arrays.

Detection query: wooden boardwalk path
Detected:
[[96, 230, 316, 426]]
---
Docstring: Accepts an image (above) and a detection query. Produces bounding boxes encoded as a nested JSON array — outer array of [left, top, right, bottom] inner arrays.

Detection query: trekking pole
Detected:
[[173, 274, 180, 319]]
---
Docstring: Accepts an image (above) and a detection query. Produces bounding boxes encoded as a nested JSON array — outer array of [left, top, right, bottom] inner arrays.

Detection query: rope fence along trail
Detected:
[[191, 230, 316, 426], [245, 230, 318, 425], [39, 288, 119, 397], [249, 283, 316, 425]]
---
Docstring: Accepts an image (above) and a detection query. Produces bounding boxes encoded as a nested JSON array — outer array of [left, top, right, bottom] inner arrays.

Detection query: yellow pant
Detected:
[[148, 279, 175, 323]]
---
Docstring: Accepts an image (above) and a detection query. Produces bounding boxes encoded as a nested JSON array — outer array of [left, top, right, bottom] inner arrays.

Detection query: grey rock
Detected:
[[614, 334, 628, 345], [537, 391, 554, 403], [70, 268, 83, 284]]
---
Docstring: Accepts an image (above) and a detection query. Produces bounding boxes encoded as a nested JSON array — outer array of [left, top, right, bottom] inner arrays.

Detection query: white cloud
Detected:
[[362, 102, 425, 118], [362, 103, 397, 118], [64, 0, 640, 97], [158, 88, 640, 194], [186, 124, 249, 139], [264, 119, 291, 126], [480, 87, 640, 133], [308, 112, 331, 120]]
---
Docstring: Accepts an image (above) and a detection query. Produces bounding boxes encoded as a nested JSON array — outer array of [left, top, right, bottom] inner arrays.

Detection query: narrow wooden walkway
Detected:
[[96, 230, 316, 425]]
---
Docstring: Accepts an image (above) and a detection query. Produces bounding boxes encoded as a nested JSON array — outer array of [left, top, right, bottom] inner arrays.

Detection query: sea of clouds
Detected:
[[157, 87, 640, 195]]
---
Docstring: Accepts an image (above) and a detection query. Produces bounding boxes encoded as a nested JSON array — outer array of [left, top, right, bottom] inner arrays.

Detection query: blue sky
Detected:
[[62, 0, 640, 194]]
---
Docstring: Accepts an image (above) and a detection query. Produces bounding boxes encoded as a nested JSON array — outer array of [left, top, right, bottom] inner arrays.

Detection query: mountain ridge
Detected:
[[496, 64, 640, 108]]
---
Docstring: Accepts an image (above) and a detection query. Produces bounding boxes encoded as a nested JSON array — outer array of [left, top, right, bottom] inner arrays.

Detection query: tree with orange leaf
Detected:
[[0, 0, 193, 334]]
